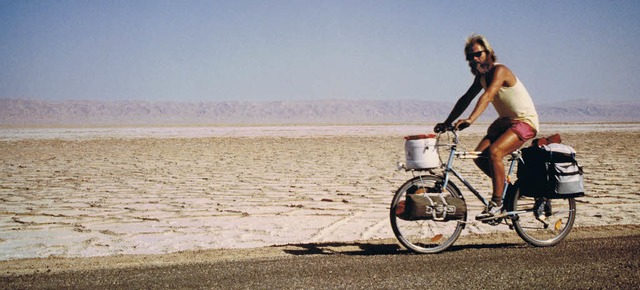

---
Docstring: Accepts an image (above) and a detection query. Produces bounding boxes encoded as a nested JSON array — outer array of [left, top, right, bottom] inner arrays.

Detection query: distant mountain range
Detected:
[[1, 98, 639, 126]]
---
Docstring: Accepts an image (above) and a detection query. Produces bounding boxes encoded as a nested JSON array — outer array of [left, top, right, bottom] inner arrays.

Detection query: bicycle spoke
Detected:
[[390, 175, 465, 253], [511, 191, 575, 247]]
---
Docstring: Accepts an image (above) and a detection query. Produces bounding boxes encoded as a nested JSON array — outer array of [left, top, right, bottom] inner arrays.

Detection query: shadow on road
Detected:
[[282, 241, 522, 256]]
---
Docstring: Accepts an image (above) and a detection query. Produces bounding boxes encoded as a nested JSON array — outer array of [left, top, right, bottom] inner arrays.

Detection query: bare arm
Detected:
[[443, 77, 483, 125]]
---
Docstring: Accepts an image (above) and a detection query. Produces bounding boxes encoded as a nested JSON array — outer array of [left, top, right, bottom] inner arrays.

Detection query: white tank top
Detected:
[[481, 75, 539, 131]]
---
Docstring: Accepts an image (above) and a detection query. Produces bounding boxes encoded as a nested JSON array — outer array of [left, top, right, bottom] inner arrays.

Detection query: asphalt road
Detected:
[[2, 234, 639, 289]]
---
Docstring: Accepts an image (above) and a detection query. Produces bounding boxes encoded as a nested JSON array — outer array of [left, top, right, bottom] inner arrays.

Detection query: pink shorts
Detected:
[[486, 119, 537, 142]]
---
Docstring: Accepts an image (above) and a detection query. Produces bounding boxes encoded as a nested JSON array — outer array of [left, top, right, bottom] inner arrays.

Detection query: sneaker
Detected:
[[475, 201, 504, 220]]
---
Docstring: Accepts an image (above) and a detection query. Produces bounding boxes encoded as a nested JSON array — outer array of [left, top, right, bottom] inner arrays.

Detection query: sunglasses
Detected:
[[466, 50, 485, 61]]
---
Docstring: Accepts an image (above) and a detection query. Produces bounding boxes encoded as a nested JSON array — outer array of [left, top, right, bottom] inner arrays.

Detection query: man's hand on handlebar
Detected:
[[454, 119, 471, 131], [434, 122, 449, 133], [434, 120, 470, 133]]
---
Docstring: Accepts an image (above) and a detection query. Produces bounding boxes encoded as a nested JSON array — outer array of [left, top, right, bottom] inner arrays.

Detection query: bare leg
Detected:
[[486, 130, 526, 203], [473, 138, 492, 177]]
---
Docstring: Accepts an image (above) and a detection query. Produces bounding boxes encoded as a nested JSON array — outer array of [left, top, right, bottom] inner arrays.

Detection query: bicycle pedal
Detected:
[[484, 218, 503, 226], [477, 212, 508, 222]]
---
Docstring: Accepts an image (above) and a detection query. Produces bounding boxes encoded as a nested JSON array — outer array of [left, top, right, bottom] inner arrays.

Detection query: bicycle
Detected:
[[390, 127, 577, 253]]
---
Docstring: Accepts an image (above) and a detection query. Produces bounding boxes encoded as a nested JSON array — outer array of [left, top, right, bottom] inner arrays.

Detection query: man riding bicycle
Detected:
[[434, 34, 540, 220]]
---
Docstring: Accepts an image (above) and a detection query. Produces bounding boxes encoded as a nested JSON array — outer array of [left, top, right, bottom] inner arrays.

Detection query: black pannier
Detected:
[[517, 143, 585, 198]]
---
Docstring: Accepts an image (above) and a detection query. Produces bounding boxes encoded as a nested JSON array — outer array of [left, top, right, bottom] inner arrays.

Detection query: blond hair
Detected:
[[465, 33, 497, 63]]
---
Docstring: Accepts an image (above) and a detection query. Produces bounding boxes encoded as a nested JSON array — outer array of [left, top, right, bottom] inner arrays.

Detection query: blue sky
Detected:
[[1, 0, 638, 103]]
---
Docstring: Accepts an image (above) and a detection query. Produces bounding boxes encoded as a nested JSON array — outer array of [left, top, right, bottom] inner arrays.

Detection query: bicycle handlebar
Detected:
[[443, 124, 457, 132], [435, 123, 466, 134], [435, 124, 459, 143]]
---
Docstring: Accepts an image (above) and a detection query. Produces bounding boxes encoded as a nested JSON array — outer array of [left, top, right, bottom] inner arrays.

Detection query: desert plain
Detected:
[[0, 123, 639, 270]]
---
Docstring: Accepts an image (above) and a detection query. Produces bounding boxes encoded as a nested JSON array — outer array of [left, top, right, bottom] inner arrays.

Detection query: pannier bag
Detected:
[[518, 142, 585, 198], [398, 185, 466, 221]]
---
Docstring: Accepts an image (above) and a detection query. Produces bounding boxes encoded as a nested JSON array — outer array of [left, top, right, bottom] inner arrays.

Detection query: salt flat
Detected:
[[1, 124, 639, 261]]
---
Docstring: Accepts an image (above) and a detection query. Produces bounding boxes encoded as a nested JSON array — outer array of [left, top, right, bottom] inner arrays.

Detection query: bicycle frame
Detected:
[[438, 131, 522, 210]]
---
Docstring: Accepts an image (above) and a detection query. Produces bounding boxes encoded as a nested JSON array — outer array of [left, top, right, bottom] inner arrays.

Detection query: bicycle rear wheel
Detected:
[[510, 189, 576, 247], [390, 175, 466, 254]]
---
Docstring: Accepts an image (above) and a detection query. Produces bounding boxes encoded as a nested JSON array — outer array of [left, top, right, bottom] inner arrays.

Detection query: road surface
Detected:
[[2, 233, 638, 289]]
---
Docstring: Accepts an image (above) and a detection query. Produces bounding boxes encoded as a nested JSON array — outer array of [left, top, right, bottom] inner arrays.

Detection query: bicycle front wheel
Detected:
[[510, 189, 576, 247], [390, 175, 466, 254]]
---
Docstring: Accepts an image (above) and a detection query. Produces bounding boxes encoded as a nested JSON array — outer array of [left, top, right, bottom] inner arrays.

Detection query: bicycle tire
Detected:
[[390, 175, 466, 253], [510, 189, 576, 247]]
